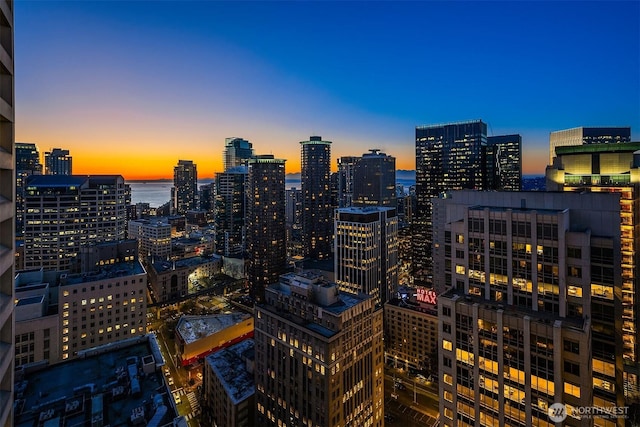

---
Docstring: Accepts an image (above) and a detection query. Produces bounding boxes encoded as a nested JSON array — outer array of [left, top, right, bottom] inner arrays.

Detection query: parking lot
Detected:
[[385, 397, 439, 427]]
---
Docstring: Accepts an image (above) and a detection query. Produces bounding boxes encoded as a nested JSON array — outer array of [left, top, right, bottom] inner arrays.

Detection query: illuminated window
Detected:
[[443, 340, 453, 351], [564, 381, 581, 398]]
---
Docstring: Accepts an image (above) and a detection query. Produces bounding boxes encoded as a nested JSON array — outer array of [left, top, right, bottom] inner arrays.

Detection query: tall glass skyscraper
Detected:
[[15, 142, 42, 237], [300, 136, 333, 260], [549, 126, 631, 165], [414, 120, 488, 286], [223, 137, 254, 170], [352, 149, 396, 207], [214, 166, 247, 257], [246, 155, 286, 302]]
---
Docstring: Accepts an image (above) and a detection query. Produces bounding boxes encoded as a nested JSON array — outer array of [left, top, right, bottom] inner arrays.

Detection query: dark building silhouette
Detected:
[[44, 147, 72, 175], [486, 134, 522, 191], [246, 155, 286, 302], [214, 166, 247, 257], [352, 149, 396, 207], [15, 142, 42, 237], [337, 155, 358, 208]]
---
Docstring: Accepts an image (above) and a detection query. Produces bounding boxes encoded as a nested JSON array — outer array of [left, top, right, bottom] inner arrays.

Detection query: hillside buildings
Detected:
[[254, 272, 384, 427]]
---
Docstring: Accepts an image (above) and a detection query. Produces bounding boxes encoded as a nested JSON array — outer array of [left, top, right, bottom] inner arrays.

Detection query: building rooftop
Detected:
[[61, 260, 145, 286], [14, 335, 178, 427], [152, 255, 220, 273], [15, 295, 43, 307], [176, 313, 252, 345], [468, 205, 565, 215], [206, 339, 255, 405], [555, 141, 640, 155]]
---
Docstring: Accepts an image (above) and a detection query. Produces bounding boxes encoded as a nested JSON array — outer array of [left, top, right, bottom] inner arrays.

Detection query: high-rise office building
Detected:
[[434, 190, 624, 427], [352, 149, 396, 207], [0, 3, 14, 424], [414, 120, 488, 286], [15, 142, 42, 237], [285, 187, 303, 258], [549, 126, 631, 165], [246, 155, 286, 302], [128, 218, 172, 261], [547, 141, 640, 402], [414, 120, 523, 286], [44, 148, 72, 175], [23, 175, 129, 272], [254, 272, 384, 427], [223, 137, 254, 170], [486, 134, 522, 191], [335, 206, 399, 306], [300, 136, 333, 260], [214, 166, 247, 257], [336, 156, 358, 208], [171, 159, 198, 215]]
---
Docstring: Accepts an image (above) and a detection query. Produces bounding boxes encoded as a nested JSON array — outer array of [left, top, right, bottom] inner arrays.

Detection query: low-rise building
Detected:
[[148, 255, 221, 303], [13, 334, 184, 427], [175, 313, 253, 366], [202, 339, 255, 427]]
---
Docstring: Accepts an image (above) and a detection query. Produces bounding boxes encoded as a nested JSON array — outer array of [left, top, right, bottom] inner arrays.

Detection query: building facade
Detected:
[[214, 166, 247, 257], [15, 142, 42, 237], [547, 141, 640, 402], [352, 149, 396, 208], [254, 272, 384, 427], [336, 156, 358, 208], [0, 6, 16, 421], [23, 175, 129, 272], [171, 159, 198, 215], [246, 155, 287, 302], [486, 134, 522, 191], [223, 137, 254, 170], [434, 190, 624, 427], [300, 136, 333, 260], [147, 255, 221, 303], [549, 126, 631, 165], [285, 187, 304, 258], [203, 339, 255, 427], [44, 147, 72, 175], [334, 207, 399, 306], [58, 241, 148, 361], [128, 218, 172, 261]]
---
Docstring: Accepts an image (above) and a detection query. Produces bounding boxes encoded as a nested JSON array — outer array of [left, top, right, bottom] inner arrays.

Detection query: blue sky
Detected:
[[15, 1, 640, 178]]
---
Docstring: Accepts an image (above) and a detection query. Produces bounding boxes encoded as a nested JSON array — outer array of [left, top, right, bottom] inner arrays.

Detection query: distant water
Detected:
[[128, 177, 418, 206]]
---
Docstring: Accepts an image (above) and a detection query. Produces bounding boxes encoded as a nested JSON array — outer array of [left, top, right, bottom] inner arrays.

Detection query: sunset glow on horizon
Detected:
[[15, 1, 639, 180]]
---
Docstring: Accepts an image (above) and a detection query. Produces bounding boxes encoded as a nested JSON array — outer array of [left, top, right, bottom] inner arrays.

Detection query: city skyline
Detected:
[[15, 1, 640, 180]]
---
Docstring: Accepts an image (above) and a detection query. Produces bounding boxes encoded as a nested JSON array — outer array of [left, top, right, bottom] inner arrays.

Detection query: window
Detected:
[[564, 339, 579, 354]]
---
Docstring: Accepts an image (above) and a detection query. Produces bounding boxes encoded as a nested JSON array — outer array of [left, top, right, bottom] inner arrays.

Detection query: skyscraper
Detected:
[[549, 126, 631, 165], [434, 190, 623, 427], [254, 272, 384, 427], [214, 166, 247, 257], [547, 141, 640, 402], [285, 187, 303, 257], [223, 137, 254, 170], [336, 155, 358, 208], [23, 175, 129, 272], [486, 134, 522, 191], [0, 2, 14, 424], [414, 120, 488, 286], [44, 147, 72, 175], [246, 155, 286, 302], [352, 149, 396, 207], [335, 206, 399, 306], [300, 135, 333, 260], [171, 159, 198, 215], [15, 142, 42, 237], [414, 120, 523, 286]]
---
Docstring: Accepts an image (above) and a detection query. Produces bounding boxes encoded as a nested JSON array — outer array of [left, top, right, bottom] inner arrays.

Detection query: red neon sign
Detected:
[[416, 288, 437, 305]]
